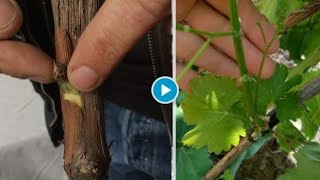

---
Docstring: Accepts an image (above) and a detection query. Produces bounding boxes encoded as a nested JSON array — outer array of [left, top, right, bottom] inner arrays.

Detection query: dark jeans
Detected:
[[104, 101, 171, 180]]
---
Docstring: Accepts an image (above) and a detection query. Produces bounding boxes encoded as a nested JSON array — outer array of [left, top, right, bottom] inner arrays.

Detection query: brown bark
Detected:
[[202, 137, 252, 180], [50, 1, 110, 179], [284, 0, 320, 32]]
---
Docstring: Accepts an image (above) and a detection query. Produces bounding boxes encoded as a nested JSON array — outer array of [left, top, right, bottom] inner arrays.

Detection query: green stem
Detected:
[[254, 29, 280, 112], [229, 0, 248, 76], [228, 0, 254, 116], [257, 30, 280, 80], [176, 23, 234, 82], [176, 23, 234, 38], [256, 22, 267, 45], [177, 37, 213, 82]]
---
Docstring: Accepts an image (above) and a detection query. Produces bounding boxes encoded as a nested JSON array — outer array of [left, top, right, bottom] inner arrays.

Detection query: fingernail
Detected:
[[69, 66, 99, 91], [0, 0, 18, 30]]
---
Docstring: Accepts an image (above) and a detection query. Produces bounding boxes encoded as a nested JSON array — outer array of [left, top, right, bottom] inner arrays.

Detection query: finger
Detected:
[[206, 0, 279, 53], [68, 0, 170, 92], [176, 0, 197, 22], [176, 61, 198, 92], [185, 1, 275, 78], [0, 0, 23, 39], [177, 31, 240, 78], [0, 41, 54, 83]]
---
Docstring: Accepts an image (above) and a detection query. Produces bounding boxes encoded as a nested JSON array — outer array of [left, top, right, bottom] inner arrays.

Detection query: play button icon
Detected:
[[161, 84, 171, 96], [151, 76, 179, 104]]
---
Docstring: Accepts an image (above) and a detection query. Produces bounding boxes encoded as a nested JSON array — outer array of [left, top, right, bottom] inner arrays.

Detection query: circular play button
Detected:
[[151, 76, 179, 104]]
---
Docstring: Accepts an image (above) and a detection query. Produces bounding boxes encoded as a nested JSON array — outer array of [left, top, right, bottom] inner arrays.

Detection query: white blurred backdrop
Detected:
[[0, 75, 67, 180]]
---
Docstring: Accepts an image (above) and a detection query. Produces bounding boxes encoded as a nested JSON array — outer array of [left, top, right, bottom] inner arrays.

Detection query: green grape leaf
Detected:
[[177, 90, 186, 105], [281, 13, 320, 62], [300, 115, 319, 139], [255, 0, 305, 25], [293, 69, 320, 91], [275, 121, 305, 152], [301, 16, 320, 56], [176, 147, 212, 180], [281, 25, 310, 61], [301, 94, 320, 138], [257, 65, 302, 115], [300, 142, 320, 162], [181, 74, 246, 154], [176, 106, 194, 148], [287, 69, 320, 139], [288, 47, 320, 79], [220, 169, 234, 180], [276, 92, 302, 121], [255, 0, 278, 23], [257, 65, 287, 114], [304, 95, 320, 126], [278, 145, 320, 180]]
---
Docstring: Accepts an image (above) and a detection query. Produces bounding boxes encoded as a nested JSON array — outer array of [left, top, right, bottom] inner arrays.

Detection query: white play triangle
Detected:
[[161, 84, 171, 96]]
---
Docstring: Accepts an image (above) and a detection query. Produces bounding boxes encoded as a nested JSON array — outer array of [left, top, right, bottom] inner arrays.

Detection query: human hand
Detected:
[[0, 0, 170, 92], [0, 0, 54, 83], [176, 0, 280, 90]]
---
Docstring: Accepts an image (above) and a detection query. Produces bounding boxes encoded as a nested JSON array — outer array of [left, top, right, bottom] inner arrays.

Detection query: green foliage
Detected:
[[256, 65, 302, 115], [177, 148, 212, 180], [288, 48, 320, 79], [301, 95, 320, 139], [278, 144, 320, 180], [176, 106, 193, 148], [176, 105, 212, 180], [275, 121, 305, 152], [300, 16, 320, 57], [181, 75, 246, 154], [300, 142, 320, 161], [295, 69, 320, 139], [220, 169, 234, 180], [255, 0, 305, 26], [177, 0, 320, 179], [281, 14, 320, 62], [276, 92, 302, 122], [256, 0, 320, 64]]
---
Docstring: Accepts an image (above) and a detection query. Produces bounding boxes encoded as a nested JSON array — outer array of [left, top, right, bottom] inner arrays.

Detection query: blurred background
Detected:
[[0, 75, 67, 180]]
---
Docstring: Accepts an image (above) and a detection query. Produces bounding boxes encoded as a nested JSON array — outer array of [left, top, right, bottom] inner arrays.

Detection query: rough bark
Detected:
[[203, 137, 252, 180], [50, 1, 110, 179]]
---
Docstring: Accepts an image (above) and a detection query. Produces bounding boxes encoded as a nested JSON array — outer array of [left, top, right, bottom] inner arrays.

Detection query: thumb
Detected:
[[0, 0, 23, 39], [68, 0, 171, 92]]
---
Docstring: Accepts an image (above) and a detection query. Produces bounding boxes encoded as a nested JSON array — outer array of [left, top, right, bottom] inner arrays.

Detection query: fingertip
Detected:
[[260, 57, 275, 79], [0, 0, 23, 39], [68, 65, 101, 92], [0, 41, 54, 82]]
